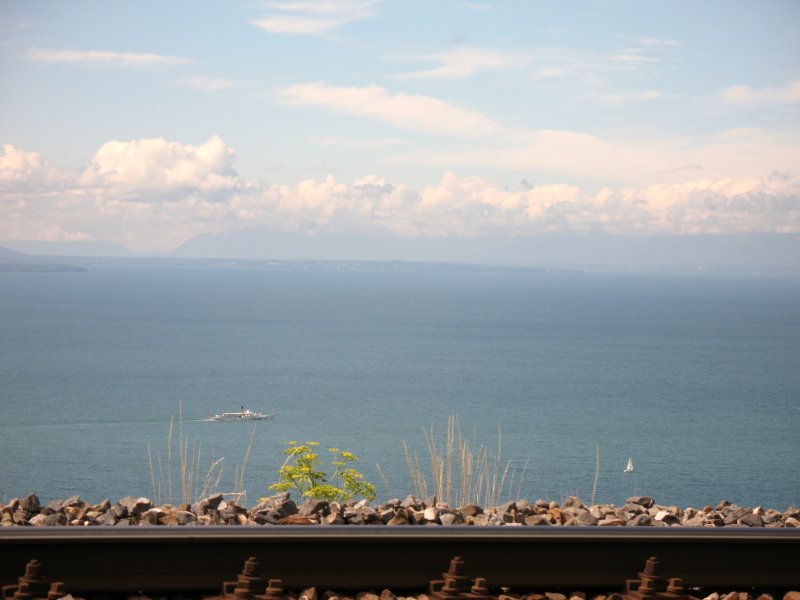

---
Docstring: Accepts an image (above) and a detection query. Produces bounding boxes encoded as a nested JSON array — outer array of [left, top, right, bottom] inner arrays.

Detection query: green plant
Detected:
[[267, 441, 376, 502]]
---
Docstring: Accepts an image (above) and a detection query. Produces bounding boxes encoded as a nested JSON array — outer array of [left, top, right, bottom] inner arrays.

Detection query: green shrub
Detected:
[[266, 441, 376, 502]]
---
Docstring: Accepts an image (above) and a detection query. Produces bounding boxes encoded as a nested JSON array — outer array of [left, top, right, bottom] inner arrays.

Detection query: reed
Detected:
[[403, 414, 528, 508], [146, 404, 253, 505], [590, 443, 601, 506]]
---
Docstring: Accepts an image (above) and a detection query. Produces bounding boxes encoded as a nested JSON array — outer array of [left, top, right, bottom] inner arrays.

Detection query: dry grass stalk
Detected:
[[590, 444, 601, 506], [147, 402, 251, 506], [405, 415, 527, 508]]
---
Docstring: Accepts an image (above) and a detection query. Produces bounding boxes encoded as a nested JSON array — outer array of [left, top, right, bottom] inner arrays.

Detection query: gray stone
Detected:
[[423, 506, 439, 523], [399, 495, 417, 509], [739, 513, 764, 527], [460, 504, 483, 517], [576, 511, 598, 526], [439, 512, 459, 526], [626, 496, 654, 509], [300, 498, 329, 517], [44, 513, 67, 526], [45, 499, 64, 514], [96, 512, 117, 526], [563, 496, 585, 509], [471, 513, 491, 526], [524, 514, 551, 526], [626, 513, 653, 527], [654, 510, 681, 525], [28, 514, 48, 526], [20, 494, 40, 514], [386, 508, 408, 526], [64, 495, 82, 507]]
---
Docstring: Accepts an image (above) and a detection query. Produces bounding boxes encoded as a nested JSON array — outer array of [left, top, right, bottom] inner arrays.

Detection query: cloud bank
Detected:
[[28, 48, 193, 68], [1, 137, 798, 252]]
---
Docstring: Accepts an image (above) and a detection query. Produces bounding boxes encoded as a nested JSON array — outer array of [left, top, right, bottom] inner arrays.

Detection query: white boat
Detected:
[[624, 457, 634, 474], [209, 408, 274, 421]]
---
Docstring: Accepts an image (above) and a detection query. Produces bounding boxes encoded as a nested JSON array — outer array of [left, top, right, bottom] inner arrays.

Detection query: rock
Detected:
[[563, 496, 585, 509], [356, 593, 379, 600], [279, 514, 317, 525], [569, 594, 586, 600], [300, 588, 318, 600], [470, 513, 491, 526], [45, 499, 64, 514], [547, 507, 564, 524], [460, 504, 483, 518], [176, 510, 198, 525], [300, 499, 329, 517], [119, 496, 151, 516], [423, 506, 439, 523], [782, 593, 800, 600], [20, 494, 40, 514], [379, 590, 396, 600], [44, 513, 67, 526], [140, 509, 166, 525], [702, 594, 720, 600], [64, 495, 83, 507], [654, 510, 681, 525], [322, 512, 345, 525], [575, 511, 598, 526], [28, 514, 48, 526], [783, 517, 800, 527], [721, 593, 738, 600], [545, 594, 567, 600], [191, 494, 223, 516], [96, 512, 117, 526], [597, 516, 626, 526], [387, 508, 409, 526], [754, 594, 773, 600], [626, 513, 653, 527], [380, 508, 397, 524], [399, 495, 417, 509], [12, 510, 29, 525], [739, 513, 764, 527], [439, 512, 459, 526], [524, 515, 551, 526], [626, 496, 654, 509]]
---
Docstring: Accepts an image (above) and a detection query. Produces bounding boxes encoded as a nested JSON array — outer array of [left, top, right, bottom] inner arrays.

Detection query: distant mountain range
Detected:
[[0, 245, 87, 272], [3, 232, 799, 276]]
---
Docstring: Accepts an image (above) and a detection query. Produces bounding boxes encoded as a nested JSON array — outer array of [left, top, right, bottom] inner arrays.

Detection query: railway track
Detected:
[[1, 527, 798, 593]]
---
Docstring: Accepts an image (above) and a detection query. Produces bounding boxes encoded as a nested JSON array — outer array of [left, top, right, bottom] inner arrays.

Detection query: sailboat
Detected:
[[624, 457, 634, 474]]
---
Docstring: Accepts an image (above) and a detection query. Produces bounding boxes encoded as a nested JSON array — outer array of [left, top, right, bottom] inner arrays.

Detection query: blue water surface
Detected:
[[1, 264, 798, 509]]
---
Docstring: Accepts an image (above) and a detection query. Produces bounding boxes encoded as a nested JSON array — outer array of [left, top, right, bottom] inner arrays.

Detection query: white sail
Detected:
[[624, 457, 634, 473]]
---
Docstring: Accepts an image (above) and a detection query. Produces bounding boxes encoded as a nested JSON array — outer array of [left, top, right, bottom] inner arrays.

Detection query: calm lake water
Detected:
[[1, 264, 798, 509]]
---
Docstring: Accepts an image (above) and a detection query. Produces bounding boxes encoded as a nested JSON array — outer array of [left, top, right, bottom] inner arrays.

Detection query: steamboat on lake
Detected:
[[209, 407, 274, 421]]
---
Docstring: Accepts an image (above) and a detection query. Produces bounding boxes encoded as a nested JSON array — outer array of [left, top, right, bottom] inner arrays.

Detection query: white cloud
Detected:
[[721, 80, 800, 106], [79, 135, 239, 197], [277, 82, 503, 137], [0, 144, 69, 191], [28, 48, 193, 68], [3, 137, 798, 252], [252, 0, 379, 34], [394, 47, 524, 80]]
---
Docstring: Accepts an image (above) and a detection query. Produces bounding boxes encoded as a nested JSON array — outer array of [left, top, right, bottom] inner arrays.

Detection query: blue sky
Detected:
[[1, 1, 798, 255]]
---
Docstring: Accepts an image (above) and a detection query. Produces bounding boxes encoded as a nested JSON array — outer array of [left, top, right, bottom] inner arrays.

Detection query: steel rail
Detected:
[[1, 527, 798, 592]]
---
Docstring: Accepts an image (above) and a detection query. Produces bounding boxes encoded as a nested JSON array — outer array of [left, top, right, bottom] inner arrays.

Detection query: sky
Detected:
[[1, 1, 799, 259]]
